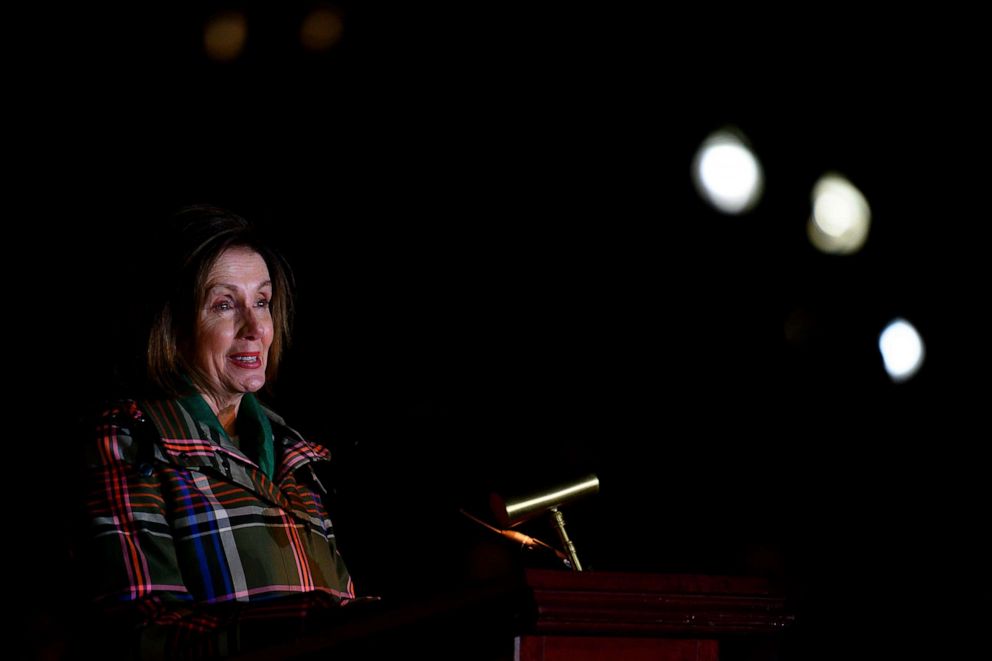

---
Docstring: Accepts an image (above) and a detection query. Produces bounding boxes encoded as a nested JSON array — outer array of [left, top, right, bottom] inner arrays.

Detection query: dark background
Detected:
[[12, 3, 988, 659]]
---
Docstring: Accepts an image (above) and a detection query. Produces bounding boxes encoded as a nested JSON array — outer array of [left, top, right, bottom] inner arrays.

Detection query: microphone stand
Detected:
[[549, 507, 582, 572]]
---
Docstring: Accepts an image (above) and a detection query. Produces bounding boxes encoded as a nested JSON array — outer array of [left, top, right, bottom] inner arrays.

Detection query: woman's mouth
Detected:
[[228, 352, 263, 369]]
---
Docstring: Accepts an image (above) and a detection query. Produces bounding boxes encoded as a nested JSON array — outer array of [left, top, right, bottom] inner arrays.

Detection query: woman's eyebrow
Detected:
[[206, 280, 273, 293]]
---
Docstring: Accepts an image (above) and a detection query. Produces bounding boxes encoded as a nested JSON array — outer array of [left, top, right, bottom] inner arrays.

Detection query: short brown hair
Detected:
[[146, 206, 295, 398]]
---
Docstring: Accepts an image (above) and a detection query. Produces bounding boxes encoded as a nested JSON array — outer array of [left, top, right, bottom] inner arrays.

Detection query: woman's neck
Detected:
[[216, 404, 238, 437], [201, 392, 243, 437]]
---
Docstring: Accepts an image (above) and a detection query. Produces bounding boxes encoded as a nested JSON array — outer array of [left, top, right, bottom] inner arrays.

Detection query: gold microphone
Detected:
[[490, 474, 599, 528], [489, 474, 599, 571]]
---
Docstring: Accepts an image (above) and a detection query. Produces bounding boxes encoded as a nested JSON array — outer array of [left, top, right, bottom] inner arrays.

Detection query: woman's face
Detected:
[[193, 246, 274, 405]]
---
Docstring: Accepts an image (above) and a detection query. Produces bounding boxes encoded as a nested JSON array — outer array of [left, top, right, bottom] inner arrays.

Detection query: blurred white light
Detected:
[[204, 11, 247, 62], [879, 318, 925, 383], [692, 130, 764, 215], [807, 173, 871, 254]]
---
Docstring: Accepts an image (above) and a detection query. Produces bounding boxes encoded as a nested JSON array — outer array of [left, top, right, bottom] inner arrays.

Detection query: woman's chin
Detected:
[[238, 376, 266, 393]]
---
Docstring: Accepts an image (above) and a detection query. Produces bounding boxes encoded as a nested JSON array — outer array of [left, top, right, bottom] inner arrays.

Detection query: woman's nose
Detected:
[[238, 307, 266, 339]]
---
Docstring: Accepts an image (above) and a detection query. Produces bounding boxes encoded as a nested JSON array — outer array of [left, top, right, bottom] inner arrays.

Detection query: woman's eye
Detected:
[[213, 301, 233, 311], [256, 299, 270, 309]]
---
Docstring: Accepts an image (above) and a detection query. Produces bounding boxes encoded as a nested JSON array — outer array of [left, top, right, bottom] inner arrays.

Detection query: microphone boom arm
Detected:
[[459, 509, 570, 566]]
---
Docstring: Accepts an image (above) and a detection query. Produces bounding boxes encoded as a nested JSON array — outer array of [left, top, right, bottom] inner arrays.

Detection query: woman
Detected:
[[78, 206, 358, 658]]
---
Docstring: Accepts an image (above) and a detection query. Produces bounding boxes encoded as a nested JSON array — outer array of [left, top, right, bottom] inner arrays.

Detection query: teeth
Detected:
[[234, 356, 257, 362]]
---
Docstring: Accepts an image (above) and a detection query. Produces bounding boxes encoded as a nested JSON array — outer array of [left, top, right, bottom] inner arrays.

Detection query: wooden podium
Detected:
[[516, 569, 793, 661], [245, 568, 792, 660]]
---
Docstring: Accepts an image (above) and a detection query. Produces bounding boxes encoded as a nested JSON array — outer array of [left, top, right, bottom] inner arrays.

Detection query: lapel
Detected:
[[140, 397, 329, 517]]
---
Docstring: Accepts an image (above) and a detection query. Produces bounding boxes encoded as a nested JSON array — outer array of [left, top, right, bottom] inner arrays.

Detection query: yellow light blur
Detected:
[[807, 173, 871, 254], [204, 11, 248, 62], [301, 6, 344, 52]]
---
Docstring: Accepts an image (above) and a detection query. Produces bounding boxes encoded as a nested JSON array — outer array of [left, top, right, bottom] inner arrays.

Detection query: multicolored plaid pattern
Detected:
[[80, 398, 355, 657]]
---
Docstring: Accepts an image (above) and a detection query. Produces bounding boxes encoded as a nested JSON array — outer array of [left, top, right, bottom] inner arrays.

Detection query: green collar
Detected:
[[178, 390, 276, 480]]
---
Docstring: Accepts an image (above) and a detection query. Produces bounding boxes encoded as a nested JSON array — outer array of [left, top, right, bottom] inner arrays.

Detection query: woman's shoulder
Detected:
[[83, 398, 158, 465], [95, 398, 146, 422], [258, 402, 332, 460]]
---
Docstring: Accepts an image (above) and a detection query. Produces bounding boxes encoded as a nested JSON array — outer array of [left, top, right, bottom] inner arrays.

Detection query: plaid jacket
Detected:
[[80, 397, 356, 658]]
